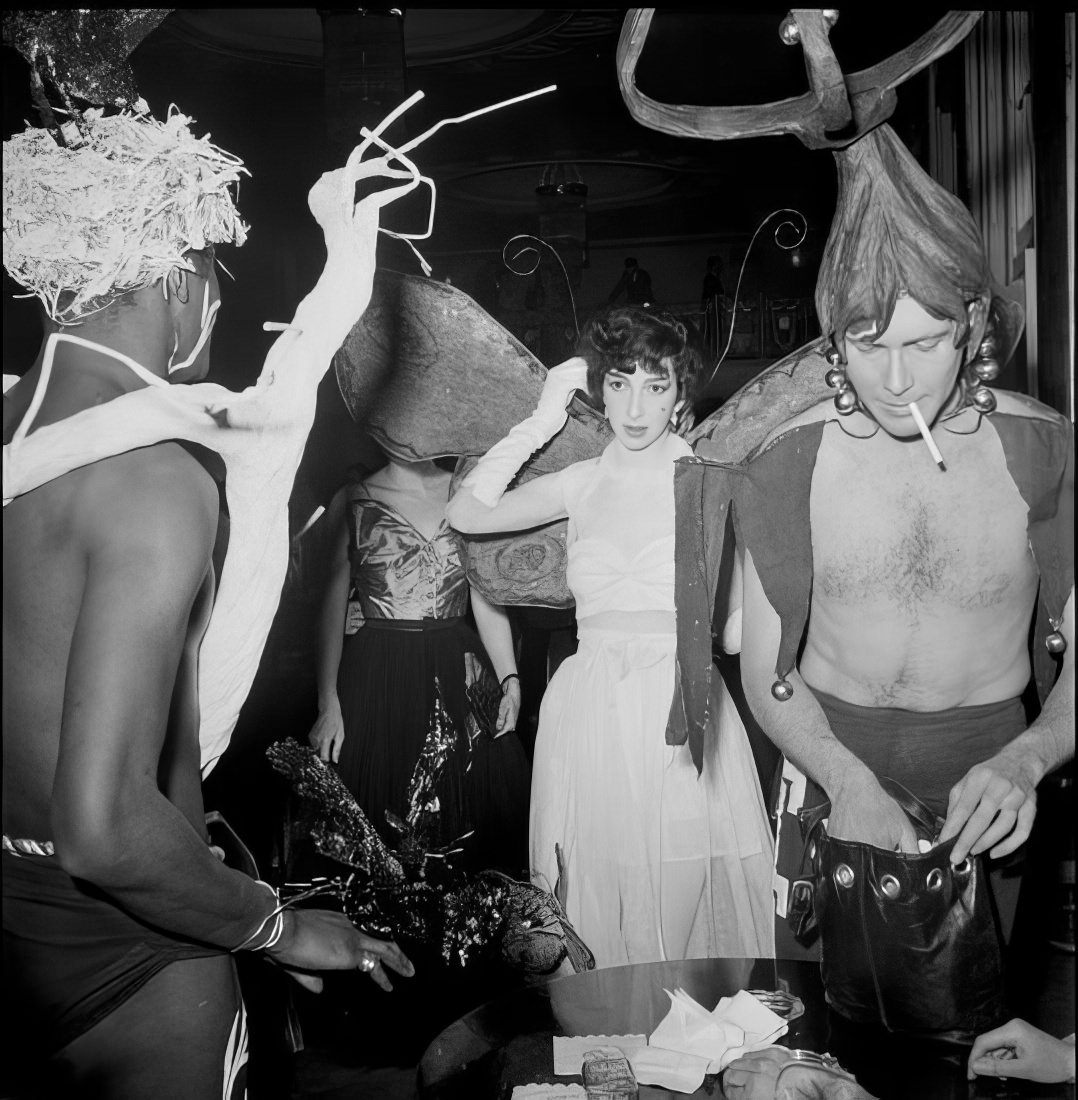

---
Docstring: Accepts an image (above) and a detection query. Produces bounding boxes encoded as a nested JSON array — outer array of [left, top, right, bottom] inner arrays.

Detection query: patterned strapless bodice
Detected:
[[349, 491, 469, 620], [563, 437, 689, 620]]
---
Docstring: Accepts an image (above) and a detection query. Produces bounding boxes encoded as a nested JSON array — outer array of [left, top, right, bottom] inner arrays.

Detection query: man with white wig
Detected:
[[2, 102, 415, 1098]]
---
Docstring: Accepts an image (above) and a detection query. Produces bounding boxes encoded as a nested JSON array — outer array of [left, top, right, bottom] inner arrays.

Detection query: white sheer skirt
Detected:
[[529, 624, 775, 969]]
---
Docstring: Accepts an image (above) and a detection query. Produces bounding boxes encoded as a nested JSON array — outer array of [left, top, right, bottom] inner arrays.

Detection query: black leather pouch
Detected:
[[794, 778, 1005, 1042]]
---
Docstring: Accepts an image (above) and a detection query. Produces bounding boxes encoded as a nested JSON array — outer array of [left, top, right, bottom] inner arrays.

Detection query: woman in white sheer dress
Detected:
[[448, 306, 774, 967]]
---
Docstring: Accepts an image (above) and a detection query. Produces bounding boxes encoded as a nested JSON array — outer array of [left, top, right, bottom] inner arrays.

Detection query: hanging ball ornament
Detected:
[[971, 386, 997, 414], [779, 14, 801, 45], [977, 334, 999, 358], [771, 679, 794, 702], [835, 388, 859, 415], [1045, 631, 1067, 655], [966, 325, 1001, 390], [825, 367, 846, 389], [972, 357, 1000, 382], [825, 343, 844, 368]]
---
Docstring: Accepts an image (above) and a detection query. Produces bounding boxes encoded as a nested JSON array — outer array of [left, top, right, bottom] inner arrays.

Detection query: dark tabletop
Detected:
[[418, 956, 1072, 1100]]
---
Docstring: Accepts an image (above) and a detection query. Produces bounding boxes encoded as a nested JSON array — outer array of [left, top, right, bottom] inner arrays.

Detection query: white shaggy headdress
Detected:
[[3, 105, 248, 325]]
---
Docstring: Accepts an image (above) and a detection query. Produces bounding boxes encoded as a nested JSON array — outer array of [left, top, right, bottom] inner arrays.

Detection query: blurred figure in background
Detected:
[[607, 256, 655, 308], [700, 253, 727, 361]]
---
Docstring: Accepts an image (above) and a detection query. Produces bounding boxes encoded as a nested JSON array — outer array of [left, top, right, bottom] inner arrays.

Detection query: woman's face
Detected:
[[602, 362, 678, 452]]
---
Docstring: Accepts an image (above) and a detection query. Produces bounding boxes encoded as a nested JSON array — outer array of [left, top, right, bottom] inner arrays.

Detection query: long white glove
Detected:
[[462, 357, 590, 507]]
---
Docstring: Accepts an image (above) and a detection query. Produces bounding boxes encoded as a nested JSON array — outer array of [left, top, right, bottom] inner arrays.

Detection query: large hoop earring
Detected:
[[824, 337, 859, 415]]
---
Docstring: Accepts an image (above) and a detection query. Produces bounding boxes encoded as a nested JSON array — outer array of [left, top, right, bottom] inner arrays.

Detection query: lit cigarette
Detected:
[[908, 401, 946, 471]]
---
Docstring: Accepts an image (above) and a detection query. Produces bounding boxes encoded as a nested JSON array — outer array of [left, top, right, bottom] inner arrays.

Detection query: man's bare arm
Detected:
[[50, 448, 278, 945], [48, 449, 414, 984], [740, 547, 919, 852], [941, 585, 1075, 863]]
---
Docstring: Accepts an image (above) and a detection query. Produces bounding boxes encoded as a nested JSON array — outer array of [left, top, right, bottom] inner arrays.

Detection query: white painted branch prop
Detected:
[[3, 87, 554, 776]]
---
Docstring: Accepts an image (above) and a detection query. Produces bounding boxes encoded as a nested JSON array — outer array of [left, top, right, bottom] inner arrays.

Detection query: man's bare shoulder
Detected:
[[70, 442, 219, 561]]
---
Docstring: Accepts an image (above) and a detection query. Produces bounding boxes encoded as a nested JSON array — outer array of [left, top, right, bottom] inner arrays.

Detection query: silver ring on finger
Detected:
[[358, 953, 376, 973]]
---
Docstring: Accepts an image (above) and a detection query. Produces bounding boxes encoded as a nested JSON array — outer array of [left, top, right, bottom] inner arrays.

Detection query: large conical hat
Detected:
[[334, 270, 610, 606], [689, 123, 1025, 459]]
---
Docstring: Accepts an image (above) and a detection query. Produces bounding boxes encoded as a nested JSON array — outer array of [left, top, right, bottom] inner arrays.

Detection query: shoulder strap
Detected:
[[346, 491, 372, 554], [561, 456, 601, 517]]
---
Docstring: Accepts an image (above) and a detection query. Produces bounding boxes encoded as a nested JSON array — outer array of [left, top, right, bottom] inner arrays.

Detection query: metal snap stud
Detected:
[[834, 863, 855, 888], [926, 868, 944, 891], [879, 874, 901, 900]]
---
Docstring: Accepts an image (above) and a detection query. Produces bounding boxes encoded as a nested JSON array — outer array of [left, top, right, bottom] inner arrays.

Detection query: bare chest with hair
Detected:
[[810, 421, 1036, 616]]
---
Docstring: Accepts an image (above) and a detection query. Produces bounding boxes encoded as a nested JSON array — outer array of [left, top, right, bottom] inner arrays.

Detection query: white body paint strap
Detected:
[[222, 1001, 249, 1100], [168, 280, 221, 374], [5, 330, 168, 482]]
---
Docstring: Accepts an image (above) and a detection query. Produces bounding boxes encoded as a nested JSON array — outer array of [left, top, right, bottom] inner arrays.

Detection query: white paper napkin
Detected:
[[643, 987, 789, 1082], [628, 1045, 713, 1093], [711, 989, 790, 1066]]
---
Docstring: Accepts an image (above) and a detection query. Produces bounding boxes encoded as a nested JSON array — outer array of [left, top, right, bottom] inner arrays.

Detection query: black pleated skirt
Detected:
[[334, 616, 530, 877]]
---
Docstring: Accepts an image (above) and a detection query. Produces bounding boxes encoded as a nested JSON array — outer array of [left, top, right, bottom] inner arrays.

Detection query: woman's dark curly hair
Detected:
[[576, 305, 704, 410]]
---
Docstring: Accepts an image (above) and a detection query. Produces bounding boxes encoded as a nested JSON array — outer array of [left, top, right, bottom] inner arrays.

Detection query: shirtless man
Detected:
[[734, 127, 1073, 893], [3, 112, 411, 1098], [675, 126, 1072, 988], [743, 287, 1074, 870]]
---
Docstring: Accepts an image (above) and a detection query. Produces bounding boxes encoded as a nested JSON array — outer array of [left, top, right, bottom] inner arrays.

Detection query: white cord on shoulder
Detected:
[[8, 332, 168, 451]]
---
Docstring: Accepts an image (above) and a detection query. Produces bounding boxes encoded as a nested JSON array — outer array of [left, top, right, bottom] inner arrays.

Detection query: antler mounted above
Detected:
[[617, 9, 982, 149]]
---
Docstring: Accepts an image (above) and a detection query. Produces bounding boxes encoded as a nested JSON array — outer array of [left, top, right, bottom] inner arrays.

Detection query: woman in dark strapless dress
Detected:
[[309, 454, 530, 877], [302, 455, 531, 1061]]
